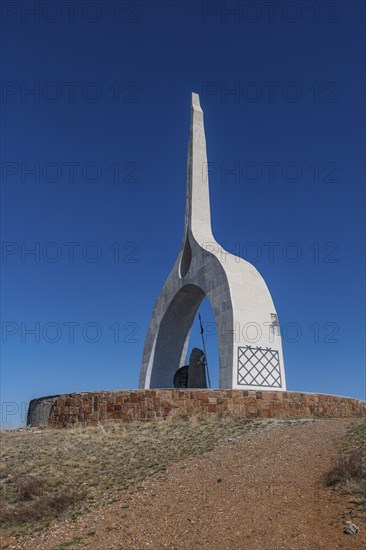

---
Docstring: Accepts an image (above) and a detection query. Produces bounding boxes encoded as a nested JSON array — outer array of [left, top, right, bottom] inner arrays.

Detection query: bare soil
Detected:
[[1, 418, 365, 549]]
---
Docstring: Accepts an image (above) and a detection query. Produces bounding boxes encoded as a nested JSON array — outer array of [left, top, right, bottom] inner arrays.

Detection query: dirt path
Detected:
[[3, 418, 365, 549]]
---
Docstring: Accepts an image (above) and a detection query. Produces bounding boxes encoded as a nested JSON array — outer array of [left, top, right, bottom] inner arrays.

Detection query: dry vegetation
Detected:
[[1, 416, 364, 547], [0, 416, 269, 535], [325, 417, 366, 510]]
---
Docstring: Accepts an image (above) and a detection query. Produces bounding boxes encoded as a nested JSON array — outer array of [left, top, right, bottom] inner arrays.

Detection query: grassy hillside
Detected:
[[1, 416, 364, 545], [326, 416, 366, 510], [0, 416, 265, 535]]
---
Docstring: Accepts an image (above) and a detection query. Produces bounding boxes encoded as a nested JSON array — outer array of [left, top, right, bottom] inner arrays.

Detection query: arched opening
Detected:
[[149, 284, 220, 388], [141, 253, 238, 391], [185, 296, 219, 388], [149, 284, 205, 388]]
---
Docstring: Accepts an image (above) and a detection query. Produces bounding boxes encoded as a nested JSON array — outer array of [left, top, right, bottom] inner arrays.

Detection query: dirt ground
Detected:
[[2, 418, 365, 550]]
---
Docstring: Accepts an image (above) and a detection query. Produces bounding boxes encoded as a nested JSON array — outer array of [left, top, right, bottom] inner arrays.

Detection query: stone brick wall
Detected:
[[27, 394, 60, 427], [27, 390, 366, 428]]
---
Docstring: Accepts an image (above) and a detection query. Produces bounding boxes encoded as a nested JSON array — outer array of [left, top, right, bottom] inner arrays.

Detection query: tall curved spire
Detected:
[[139, 93, 286, 392], [183, 92, 214, 244]]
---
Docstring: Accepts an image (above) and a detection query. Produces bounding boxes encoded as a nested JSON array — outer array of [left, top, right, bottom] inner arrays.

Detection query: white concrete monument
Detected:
[[139, 93, 286, 391]]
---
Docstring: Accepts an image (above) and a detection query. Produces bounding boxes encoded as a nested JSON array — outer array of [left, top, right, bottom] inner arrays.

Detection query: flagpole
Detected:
[[199, 313, 211, 389]]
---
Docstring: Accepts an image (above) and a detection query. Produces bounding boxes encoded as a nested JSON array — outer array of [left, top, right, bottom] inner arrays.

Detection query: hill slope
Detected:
[[1, 418, 365, 549]]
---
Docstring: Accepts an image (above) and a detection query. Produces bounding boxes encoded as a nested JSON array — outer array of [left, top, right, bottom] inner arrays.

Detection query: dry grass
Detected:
[[0, 416, 272, 534], [325, 417, 366, 509]]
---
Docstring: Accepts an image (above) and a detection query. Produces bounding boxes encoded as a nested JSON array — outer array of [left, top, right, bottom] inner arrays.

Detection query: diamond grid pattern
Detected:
[[237, 346, 281, 387]]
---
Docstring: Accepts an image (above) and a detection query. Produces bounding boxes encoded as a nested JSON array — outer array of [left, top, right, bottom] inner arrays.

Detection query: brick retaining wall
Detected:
[[27, 390, 366, 428]]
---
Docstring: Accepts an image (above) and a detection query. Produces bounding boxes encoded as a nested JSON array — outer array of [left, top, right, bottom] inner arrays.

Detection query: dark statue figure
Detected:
[[173, 348, 207, 389]]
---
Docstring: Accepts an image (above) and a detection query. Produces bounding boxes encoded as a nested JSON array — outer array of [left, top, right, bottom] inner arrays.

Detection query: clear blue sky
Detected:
[[1, 1, 365, 427]]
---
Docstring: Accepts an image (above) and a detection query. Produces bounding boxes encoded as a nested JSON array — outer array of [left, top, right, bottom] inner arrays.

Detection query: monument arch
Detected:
[[139, 94, 286, 391]]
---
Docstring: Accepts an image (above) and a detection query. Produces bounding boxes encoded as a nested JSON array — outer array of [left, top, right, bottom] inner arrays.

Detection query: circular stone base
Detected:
[[27, 390, 366, 428]]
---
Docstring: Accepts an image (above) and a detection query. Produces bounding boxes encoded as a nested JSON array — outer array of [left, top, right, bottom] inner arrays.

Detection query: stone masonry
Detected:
[[27, 390, 366, 428]]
